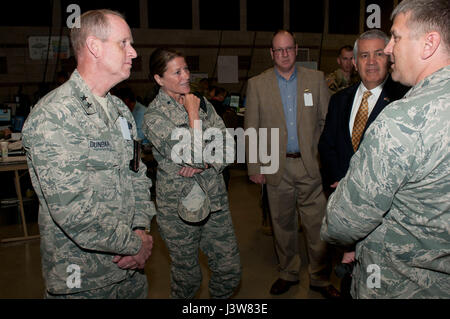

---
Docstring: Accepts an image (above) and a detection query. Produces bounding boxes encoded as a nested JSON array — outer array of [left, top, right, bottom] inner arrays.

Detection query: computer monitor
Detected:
[[12, 116, 25, 132], [229, 94, 240, 108], [0, 108, 11, 127]]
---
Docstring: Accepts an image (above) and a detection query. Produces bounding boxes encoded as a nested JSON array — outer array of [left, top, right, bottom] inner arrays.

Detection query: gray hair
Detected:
[[391, 0, 449, 52], [70, 9, 125, 59], [353, 29, 389, 63]]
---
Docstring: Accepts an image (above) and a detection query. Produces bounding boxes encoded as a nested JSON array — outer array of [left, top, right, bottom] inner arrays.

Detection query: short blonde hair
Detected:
[[70, 9, 125, 59], [391, 0, 449, 52]]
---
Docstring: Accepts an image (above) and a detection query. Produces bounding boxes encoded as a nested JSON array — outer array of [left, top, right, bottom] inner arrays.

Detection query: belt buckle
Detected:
[[286, 152, 300, 158]]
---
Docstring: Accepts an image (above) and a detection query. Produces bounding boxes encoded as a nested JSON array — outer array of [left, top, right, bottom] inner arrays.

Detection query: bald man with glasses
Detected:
[[244, 30, 340, 299]]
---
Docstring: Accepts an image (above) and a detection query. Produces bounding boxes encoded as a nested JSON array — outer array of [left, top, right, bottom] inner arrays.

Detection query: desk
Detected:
[[0, 156, 40, 243]]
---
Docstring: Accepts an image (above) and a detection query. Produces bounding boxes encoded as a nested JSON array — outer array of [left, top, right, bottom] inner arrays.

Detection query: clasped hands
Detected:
[[113, 229, 153, 270], [178, 166, 205, 177]]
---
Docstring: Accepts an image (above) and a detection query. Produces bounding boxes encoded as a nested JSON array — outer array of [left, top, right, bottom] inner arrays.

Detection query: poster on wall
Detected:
[[28, 36, 71, 60]]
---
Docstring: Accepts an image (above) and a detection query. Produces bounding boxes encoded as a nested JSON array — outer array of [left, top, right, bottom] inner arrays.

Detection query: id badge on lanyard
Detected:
[[118, 116, 140, 172], [119, 116, 132, 140]]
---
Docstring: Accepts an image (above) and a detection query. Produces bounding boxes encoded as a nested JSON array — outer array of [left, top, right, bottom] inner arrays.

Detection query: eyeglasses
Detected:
[[272, 47, 296, 55]]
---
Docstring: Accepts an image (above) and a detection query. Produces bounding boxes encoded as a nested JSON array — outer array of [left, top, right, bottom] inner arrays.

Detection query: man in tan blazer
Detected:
[[244, 30, 340, 298]]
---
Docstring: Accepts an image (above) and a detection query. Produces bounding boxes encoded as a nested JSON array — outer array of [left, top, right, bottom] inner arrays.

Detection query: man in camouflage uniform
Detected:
[[326, 45, 360, 94], [143, 49, 241, 298], [321, 0, 450, 298], [22, 10, 156, 298]]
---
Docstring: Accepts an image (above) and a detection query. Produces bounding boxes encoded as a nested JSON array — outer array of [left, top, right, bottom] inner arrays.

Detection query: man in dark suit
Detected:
[[318, 29, 409, 297], [319, 29, 409, 191], [245, 30, 340, 298]]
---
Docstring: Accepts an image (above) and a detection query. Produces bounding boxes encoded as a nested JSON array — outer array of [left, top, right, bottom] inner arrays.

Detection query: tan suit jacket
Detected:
[[244, 66, 330, 186]]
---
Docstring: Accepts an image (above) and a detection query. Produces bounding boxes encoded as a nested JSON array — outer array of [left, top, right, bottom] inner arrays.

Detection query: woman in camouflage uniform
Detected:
[[143, 48, 241, 299]]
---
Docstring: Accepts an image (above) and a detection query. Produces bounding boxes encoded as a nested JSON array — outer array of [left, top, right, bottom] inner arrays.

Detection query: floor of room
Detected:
[[0, 167, 341, 299]]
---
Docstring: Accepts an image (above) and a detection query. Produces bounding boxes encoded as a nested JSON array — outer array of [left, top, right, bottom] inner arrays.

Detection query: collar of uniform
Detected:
[[158, 88, 182, 109], [406, 65, 450, 98], [157, 89, 207, 121], [69, 69, 122, 123], [105, 94, 122, 123], [335, 68, 345, 77], [69, 69, 97, 115]]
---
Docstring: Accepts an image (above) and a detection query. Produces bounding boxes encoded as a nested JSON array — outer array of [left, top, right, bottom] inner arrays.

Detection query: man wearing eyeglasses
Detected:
[[244, 30, 340, 298]]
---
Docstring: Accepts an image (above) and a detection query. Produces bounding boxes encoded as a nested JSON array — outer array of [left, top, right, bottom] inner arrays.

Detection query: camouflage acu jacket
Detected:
[[143, 89, 231, 218], [326, 68, 360, 94], [22, 70, 156, 294], [321, 66, 450, 298]]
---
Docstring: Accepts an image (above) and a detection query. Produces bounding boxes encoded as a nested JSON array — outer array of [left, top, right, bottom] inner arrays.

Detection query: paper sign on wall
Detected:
[[28, 36, 71, 60]]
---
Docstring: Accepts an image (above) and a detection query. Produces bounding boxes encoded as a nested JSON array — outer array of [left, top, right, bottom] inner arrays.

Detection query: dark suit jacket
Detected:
[[318, 75, 409, 187]]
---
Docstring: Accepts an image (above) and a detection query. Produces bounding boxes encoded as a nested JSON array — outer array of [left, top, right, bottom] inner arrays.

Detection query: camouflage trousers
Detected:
[[45, 271, 148, 299], [157, 208, 241, 299]]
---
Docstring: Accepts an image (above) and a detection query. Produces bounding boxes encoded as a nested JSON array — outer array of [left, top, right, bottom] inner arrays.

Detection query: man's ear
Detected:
[[154, 74, 163, 87], [85, 36, 102, 58], [422, 31, 441, 60], [352, 57, 358, 71]]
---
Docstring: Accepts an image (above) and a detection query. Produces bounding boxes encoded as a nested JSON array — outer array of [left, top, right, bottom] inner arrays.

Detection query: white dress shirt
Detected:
[[349, 77, 387, 136]]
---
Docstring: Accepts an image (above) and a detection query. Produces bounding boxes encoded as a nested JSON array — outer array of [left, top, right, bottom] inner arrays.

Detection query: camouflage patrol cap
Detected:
[[178, 178, 211, 223]]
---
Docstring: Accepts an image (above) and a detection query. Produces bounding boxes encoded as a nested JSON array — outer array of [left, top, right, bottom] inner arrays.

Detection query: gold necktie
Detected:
[[351, 90, 372, 151]]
